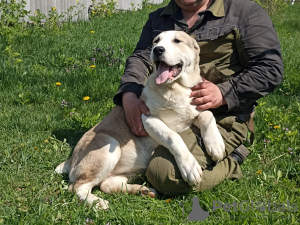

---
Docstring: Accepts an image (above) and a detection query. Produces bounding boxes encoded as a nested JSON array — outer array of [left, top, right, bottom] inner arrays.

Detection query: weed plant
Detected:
[[0, 1, 299, 224]]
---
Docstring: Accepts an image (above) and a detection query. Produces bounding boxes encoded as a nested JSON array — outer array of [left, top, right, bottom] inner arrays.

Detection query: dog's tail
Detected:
[[55, 159, 71, 174]]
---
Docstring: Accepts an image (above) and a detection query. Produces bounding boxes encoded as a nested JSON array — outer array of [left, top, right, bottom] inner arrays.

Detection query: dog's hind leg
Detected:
[[71, 134, 122, 210], [100, 176, 157, 198], [76, 182, 110, 209]]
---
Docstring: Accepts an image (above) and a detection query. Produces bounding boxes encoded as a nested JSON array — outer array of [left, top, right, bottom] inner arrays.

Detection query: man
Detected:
[[113, 0, 283, 195]]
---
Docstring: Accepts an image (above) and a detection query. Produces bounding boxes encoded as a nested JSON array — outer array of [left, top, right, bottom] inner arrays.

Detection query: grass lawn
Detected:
[[0, 1, 299, 224]]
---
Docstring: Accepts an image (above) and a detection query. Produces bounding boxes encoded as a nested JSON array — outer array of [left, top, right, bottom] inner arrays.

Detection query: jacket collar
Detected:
[[161, 0, 225, 18]]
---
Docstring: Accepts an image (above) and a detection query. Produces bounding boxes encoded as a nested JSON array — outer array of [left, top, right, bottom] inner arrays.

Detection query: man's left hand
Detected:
[[190, 78, 227, 110]]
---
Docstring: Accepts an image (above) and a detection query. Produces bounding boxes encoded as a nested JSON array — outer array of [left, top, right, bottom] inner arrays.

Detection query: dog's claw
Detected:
[[141, 190, 156, 198], [140, 187, 157, 198]]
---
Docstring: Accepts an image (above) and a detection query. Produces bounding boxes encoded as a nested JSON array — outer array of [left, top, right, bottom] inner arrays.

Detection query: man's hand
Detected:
[[190, 78, 227, 110], [122, 92, 150, 136]]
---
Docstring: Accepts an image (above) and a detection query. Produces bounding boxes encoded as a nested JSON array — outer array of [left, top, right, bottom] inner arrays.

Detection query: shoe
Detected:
[[229, 144, 250, 165]]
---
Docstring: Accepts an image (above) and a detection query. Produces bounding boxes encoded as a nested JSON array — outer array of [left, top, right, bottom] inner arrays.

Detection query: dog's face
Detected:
[[150, 31, 200, 86]]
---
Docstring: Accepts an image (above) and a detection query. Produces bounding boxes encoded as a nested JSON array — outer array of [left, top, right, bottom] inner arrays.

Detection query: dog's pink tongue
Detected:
[[156, 62, 170, 84]]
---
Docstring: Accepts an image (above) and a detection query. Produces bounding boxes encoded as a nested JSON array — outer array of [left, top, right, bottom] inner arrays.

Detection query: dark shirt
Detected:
[[113, 0, 283, 115]]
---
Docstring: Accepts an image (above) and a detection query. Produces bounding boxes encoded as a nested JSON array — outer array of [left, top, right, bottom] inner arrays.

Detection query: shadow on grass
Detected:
[[52, 128, 88, 156]]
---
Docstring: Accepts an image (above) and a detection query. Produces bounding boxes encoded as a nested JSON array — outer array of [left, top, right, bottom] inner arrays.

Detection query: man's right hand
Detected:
[[122, 92, 150, 136]]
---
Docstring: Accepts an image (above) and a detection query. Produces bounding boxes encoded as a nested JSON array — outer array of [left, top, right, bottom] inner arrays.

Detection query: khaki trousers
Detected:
[[145, 115, 248, 196]]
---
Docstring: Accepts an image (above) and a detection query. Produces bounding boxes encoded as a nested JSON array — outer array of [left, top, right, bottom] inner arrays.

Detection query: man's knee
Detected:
[[145, 146, 192, 196]]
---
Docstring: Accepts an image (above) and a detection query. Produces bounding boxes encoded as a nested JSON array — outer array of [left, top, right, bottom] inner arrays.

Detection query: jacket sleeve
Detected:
[[113, 14, 155, 106], [217, 3, 284, 112]]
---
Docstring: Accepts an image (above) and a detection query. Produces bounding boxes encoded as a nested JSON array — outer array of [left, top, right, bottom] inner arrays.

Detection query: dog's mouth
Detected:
[[155, 61, 182, 85]]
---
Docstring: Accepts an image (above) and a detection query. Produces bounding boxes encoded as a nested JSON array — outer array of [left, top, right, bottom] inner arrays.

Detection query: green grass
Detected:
[[0, 3, 299, 225]]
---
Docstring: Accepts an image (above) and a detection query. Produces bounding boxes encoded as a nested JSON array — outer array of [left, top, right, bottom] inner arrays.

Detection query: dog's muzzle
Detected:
[[153, 46, 165, 57]]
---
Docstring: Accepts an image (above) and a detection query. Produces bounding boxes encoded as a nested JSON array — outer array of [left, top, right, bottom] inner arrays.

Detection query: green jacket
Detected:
[[113, 0, 283, 115]]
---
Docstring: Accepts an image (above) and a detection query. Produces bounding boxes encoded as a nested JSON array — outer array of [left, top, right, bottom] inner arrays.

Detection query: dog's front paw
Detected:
[[203, 131, 225, 162], [177, 153, 202, 186]]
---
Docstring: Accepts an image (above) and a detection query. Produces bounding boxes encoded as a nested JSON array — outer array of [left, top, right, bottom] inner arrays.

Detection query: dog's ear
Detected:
[[192, 39, 200, 53], [186, 34, 200, 53]]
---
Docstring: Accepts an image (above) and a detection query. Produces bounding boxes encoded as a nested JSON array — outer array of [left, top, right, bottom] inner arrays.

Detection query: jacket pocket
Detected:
[[200, 62, 231, 84], [195, 24, 236, 41]]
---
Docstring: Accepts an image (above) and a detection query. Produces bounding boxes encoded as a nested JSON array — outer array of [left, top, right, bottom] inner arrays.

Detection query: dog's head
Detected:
[[150, 31, 201, 87]]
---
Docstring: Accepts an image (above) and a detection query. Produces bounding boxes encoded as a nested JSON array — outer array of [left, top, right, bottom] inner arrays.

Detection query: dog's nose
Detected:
[[153, 46, 165, 56]]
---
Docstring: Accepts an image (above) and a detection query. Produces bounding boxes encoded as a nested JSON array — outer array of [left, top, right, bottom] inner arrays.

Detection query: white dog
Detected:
[[55, 31, 225, 210]]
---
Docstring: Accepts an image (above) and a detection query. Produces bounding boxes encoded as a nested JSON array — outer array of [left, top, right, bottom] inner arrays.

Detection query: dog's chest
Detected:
[[140, 81, 199, 133]]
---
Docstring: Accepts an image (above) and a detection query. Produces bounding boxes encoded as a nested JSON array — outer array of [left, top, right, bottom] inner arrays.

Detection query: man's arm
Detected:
[[113, 14, 154, 106], [217, 3, 284, 112]]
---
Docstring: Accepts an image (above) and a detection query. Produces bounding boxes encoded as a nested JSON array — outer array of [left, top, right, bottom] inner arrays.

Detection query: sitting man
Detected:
[[113, 0, 283, 195]]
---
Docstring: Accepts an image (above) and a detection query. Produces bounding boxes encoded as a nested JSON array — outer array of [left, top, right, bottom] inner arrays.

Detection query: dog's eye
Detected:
[[174, 38, 181, 43], [154, 37, 160, 44]]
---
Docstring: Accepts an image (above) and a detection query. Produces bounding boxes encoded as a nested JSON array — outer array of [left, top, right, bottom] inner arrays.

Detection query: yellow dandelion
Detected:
[[76, 0, 79, 2], [273, 125, 280, 129], [165, 198, 172, 203], [256, 170, 262, 174], [35, 11, 37, 14], [288, 33, 290, 35], [56, 82, 62, 86], [92, 11, 95, 14], [90, 65, 96, 68], [34, 146, 38, 150], [44, 140, 49, 144], [91, 31, 95, 34], [52, 7, 56, 10], [268, 123, 273, 126], [83, 96, 90, 101]]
